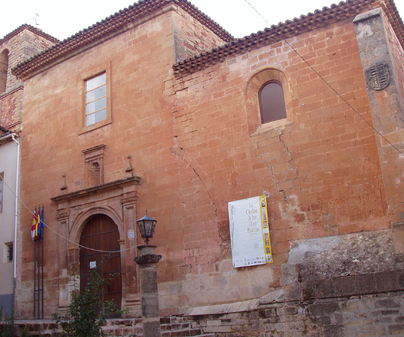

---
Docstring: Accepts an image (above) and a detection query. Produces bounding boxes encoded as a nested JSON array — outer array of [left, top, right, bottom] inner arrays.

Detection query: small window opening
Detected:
[[259, 81, 286, 124], [0, 50, 9, 93], [4, 242, 13, 263]]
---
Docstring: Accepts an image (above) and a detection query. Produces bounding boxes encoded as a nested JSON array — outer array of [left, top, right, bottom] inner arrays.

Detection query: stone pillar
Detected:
[[121, 194, 138, 294], [56, 208, 70, 312], [134, 245, 162, 337], [353, 8, 404, 255]]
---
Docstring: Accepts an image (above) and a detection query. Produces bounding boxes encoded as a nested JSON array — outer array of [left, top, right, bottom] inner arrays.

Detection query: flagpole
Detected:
[[31, 206, 45, 319], [41, 206, 44, 319], [37, 239, 39, 319], [33, 230, 36, 319], [36, 238, 39, 319]]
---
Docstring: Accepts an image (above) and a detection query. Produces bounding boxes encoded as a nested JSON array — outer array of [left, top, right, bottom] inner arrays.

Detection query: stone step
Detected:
[[9, 317, 207, 337], [161, 328, 202, 337], [161, 322, 192, 331], [104, 318, 143, 326]]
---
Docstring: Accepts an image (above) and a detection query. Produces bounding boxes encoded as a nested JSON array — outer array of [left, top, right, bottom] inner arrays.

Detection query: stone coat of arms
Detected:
[[366, 62, 391, 91]]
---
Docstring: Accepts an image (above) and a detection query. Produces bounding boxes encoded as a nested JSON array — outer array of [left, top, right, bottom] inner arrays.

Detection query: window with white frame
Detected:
[[85, 72, 107, 126]]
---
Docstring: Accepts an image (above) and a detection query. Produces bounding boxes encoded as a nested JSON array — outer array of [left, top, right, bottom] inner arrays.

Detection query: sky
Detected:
[[1, 0, 404, 41]]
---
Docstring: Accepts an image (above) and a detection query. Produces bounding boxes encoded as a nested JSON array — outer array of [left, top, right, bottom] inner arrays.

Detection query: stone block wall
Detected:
[[0, 27, 55, 92], [0, 26, 56, 129], [185, 229, 404, 336], [172, 6, 228, 62], [164, 15, 392, 311], [189, 292, 404, 337]]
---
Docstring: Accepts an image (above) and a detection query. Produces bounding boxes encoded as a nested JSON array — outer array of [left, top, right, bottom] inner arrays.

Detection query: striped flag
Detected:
[[31, 208, 40, 240], [31, 207, 44, 241], [38, 207, 45, 239]]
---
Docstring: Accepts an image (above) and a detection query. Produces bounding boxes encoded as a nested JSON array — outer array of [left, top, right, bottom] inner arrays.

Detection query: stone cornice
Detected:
[[12, 0, 233, 80], [51, 176, 141, 202]]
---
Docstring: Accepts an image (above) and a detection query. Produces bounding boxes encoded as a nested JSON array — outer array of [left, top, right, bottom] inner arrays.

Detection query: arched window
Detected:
[[0, 49, 9, 93], [245, 68, 290, 134], [259, 81, 286, 124]]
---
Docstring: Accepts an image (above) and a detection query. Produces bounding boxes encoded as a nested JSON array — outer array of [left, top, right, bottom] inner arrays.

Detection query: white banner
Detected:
[[228, 196, 272, 268]]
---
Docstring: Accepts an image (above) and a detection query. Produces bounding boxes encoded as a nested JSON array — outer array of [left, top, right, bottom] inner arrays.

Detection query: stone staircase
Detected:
[[102, 316, 214, 337], [6, 316, 215, 337]]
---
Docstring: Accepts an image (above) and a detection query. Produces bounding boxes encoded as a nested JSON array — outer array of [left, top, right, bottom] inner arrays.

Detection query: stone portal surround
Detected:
[[51, 176, 141, 316]]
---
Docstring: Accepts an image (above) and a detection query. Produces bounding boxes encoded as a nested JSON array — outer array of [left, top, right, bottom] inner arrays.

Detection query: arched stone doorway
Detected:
[[52, 175, 141, 315], [79, 214, 122, 309]]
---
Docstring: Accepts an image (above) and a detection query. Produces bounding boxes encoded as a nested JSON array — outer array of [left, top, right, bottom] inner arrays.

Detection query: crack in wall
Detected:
[[254, 127, 309, 238], [170, 137, 219, 218], [278, 129, 299, 182]]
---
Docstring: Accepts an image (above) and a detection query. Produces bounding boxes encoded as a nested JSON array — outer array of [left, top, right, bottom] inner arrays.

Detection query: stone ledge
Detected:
[[353, 8, 382, 23], [186, 298, 260, 316], [51, 176, 141, 202], [285, 269, 404, 302]]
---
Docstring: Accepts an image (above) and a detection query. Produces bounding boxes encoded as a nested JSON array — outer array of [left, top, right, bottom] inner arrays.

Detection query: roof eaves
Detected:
[[173, 0, 404, 77], [12, 0, 233, 80], [0, 24, 59, 46], [0, 125, 10, 133]]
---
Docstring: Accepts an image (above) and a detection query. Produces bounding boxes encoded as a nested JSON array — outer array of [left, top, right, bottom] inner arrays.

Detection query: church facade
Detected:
[[6, 0, 404, 334]]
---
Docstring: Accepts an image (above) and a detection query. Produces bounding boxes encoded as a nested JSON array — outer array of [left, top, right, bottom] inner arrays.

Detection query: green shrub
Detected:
[[62, 269, 106, 337], [0, 308, 15, 337]]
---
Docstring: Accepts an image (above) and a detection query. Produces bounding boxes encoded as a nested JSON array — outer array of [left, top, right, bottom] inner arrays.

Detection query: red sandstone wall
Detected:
[[17, 8, 194, 319], [173, 6, 228, 62], [165, 19, 388, 310], [17, 8, 390, 319]]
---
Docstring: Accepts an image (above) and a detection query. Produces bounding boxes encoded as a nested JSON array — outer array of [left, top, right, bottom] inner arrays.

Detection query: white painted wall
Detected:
[[0, 139, 18, 296]]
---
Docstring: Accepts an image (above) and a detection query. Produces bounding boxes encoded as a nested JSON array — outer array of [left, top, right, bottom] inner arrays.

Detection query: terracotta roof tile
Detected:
[[173, 0, 404, 77], [12, 0, 233, 79], [0, 125, 10, 133], [0, 24, 59, 45]]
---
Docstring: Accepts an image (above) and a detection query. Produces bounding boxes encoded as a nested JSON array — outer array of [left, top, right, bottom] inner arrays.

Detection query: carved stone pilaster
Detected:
[[56, 208, 69, 221]]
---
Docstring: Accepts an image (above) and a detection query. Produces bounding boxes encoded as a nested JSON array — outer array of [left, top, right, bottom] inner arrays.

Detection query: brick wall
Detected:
[[0, 87, 22, 129], [0, 29, 54, 92], [0, 27, 55, 129]]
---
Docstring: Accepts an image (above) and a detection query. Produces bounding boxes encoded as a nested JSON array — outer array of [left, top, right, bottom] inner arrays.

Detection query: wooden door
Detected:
[[79, 214, 122, 310]]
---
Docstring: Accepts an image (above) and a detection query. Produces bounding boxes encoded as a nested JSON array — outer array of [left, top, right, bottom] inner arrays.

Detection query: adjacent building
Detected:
[[0, 126, 18, 317], [0, 25, 57, 317]]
